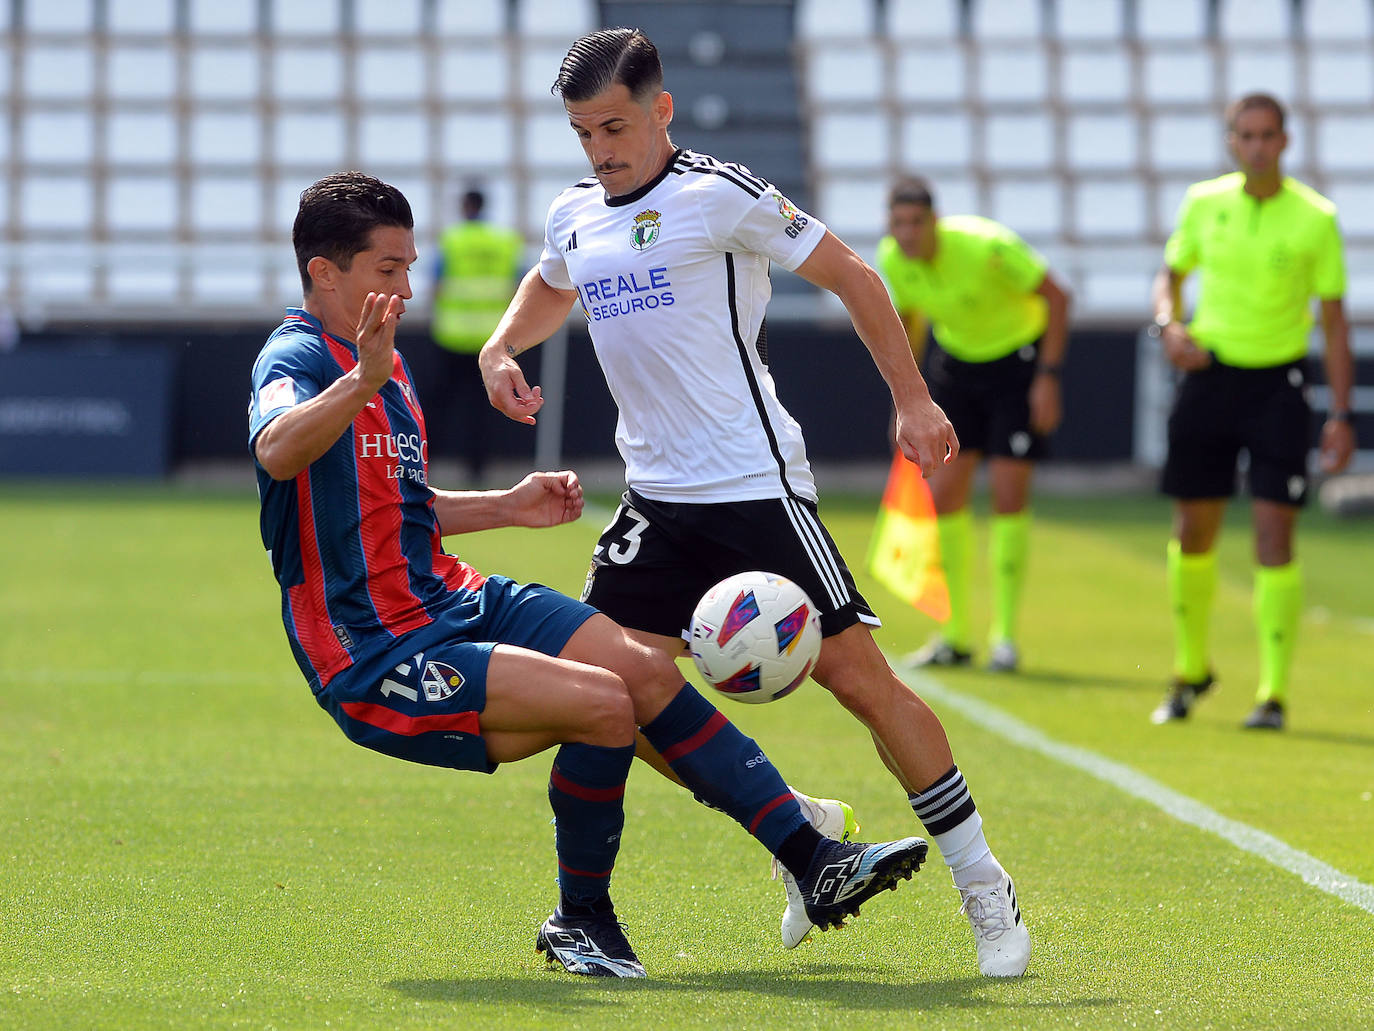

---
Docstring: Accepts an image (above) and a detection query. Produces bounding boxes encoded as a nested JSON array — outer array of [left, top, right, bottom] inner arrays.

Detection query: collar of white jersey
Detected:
[[604, 149, 684, 208]]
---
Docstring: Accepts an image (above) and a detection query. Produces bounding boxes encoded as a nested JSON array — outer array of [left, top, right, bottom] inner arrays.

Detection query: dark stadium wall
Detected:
[[5, 323, 1141, 475]]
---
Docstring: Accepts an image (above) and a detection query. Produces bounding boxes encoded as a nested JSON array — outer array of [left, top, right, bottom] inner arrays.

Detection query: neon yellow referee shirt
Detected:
[[1164, 173, 1346, 368], [876, 215, 1047, 363]]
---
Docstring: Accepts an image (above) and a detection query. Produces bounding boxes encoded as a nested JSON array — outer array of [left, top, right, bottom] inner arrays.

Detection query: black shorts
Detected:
[[923, 339, 1048, 460], [581, 490, 878, 640], [1161, 358, 1312, 506]]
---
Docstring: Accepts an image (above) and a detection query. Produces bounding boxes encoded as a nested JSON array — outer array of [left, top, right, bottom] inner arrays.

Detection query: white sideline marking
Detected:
[[903, 669, 1374, 917]]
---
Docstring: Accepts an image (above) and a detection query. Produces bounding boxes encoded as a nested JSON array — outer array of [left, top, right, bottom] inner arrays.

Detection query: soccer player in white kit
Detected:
[[479, 27, 1030, 978]]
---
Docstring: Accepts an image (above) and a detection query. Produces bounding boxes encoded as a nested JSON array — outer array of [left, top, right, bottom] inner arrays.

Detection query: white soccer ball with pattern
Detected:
[[689, 571, 822, 704]]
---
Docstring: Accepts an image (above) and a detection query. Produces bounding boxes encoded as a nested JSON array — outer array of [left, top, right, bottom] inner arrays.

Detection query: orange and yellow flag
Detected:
[[866, 452, 949, 621]]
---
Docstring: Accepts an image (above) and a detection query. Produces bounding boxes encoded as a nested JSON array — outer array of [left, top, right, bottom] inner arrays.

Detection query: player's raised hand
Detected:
[[507, 470, 584, 527], [479, 346, 544, 425], [355, 292, 402, 391], [896, 396, 959, 478]]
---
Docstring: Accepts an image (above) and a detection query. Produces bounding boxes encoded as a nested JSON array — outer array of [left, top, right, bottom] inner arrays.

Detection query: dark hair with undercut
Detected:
[[889, 176, 936, 211], [552, 27, 663, 103], [1226, 92, 1286, 133], [293, 171, 414, 294]]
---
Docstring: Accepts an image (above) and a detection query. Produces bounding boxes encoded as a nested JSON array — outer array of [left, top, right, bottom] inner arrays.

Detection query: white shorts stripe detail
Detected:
[[779, 498, 841, 606], [792, 499, 851, 608], [781, 511, 841, 607], [780, 497, 849, 609]]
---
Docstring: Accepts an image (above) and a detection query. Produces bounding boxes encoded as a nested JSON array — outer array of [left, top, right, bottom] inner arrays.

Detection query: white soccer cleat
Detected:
[[958, 868, 1030, 977], [774, 791, 859, 948]]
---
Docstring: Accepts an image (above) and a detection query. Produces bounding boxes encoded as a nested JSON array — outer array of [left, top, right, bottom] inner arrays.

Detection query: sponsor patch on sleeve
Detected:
[[773, 191, 810, 239], [258, 376, 297, 414]]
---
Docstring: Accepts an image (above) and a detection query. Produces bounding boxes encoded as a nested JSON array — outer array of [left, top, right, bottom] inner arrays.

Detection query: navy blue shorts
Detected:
[[923, 339, 1048, 460], [318, 576, 598, 773]]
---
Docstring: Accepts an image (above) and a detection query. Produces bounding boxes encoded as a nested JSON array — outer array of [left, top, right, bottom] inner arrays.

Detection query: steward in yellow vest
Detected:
[[432, 192, 523, 354], [429, 190, 524, 481]]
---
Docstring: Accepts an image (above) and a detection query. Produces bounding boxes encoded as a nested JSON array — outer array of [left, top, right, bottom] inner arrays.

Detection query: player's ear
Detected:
[[307, 255, 336, 292], [654, 89, 674, 130]]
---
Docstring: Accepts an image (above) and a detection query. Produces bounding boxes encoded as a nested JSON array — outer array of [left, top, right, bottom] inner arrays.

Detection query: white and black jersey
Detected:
[[538, 148, 828, 504]]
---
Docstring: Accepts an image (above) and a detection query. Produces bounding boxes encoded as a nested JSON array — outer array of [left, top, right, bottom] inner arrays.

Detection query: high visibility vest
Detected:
[[431, 221, 522, 354]]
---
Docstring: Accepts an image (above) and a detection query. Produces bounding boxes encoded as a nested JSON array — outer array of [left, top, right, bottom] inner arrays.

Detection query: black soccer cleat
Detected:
[[1150, 671, 1215, 724], [797, 836, 928, 932], [1242, 699, 1285, 730], [905, 639, 973, 669], [535, 908, 646, 978]]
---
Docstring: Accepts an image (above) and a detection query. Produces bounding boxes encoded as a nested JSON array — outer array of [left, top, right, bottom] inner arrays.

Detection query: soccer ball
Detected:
[[689, 571, 822, 704]]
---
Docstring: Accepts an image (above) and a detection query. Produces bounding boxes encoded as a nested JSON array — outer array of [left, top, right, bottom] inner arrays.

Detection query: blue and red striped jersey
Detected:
[[249, 308, 486, 694]]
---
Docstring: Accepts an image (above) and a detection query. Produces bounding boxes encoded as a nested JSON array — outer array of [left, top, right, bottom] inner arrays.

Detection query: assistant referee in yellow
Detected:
[[877, 177, 1071, 674], [1150, 93, 1356, 731]]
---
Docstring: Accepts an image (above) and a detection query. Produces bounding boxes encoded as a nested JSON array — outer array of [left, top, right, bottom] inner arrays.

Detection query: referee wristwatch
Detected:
[[1146, 313, 1175, 338]]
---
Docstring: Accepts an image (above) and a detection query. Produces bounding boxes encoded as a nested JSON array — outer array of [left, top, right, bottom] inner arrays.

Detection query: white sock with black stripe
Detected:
[[909, 765, 1001, 888]]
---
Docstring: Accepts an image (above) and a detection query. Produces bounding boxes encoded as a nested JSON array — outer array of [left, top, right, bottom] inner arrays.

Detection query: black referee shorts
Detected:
[[923, 339, 1048, 460], [581, 490, 878, 641], [1161, 357, 1312, 506]]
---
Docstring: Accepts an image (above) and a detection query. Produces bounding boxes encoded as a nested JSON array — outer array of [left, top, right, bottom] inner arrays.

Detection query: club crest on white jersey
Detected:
[[630, 209, 661, 250]]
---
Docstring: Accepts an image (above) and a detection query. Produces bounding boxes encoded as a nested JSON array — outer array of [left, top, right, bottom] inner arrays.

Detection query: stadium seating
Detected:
[[886, 0, 962, 40], [2, 0, 1373, 328], [794, 0, 1374, 323]]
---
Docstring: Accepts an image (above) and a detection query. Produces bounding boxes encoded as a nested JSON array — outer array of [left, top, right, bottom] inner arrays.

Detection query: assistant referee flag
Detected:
[[867, 453, 950, 621]]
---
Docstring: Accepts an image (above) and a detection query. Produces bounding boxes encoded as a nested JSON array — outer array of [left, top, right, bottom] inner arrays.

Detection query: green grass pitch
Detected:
[[1, 481, 1371, 1030]]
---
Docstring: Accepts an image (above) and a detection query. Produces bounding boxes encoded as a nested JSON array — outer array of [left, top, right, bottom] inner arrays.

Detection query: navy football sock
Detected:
[[547, 741, 635, 905], [640, 683, 807, 855]]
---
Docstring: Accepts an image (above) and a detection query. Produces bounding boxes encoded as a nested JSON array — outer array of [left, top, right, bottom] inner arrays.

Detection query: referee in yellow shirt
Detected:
[[1150, 93, 1356, 731], [877, 178, 1071, 673]]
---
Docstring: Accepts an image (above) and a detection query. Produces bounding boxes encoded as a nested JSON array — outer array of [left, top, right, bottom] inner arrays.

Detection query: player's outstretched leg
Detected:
[[638, 683, 930, 938], [815, 626, 1032, 976], [910, 765, 1030, 977], [795, 835, 929, 933], [775, 791, 859, 948], [638, 684, 818, 855], [536, 901, 646, 978]]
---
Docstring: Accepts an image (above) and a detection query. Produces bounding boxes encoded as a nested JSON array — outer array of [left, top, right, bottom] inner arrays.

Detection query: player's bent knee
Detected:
[[605, 637, 684, 716], [575, 670, 637, 747]]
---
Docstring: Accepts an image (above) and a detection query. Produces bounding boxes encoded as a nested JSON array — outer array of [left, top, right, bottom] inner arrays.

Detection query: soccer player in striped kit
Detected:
[[251, 172, 928, 979], [479, 29, 1031, 977]]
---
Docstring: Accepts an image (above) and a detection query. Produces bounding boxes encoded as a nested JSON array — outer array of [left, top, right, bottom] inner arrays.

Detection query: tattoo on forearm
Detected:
[[505, 344, 517, 357]]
